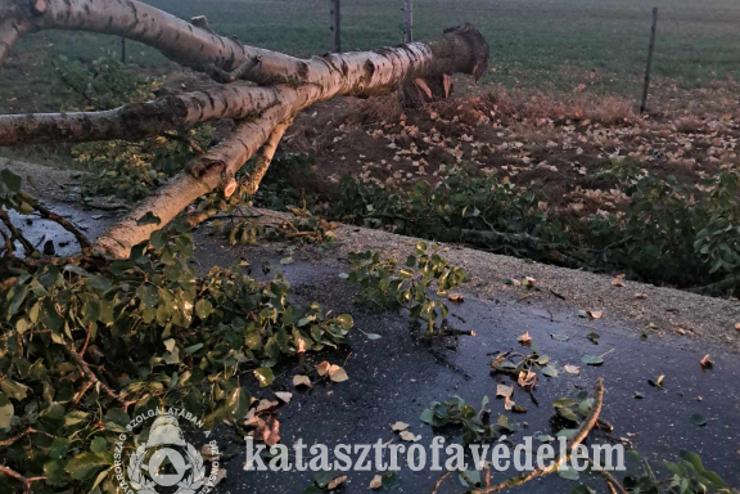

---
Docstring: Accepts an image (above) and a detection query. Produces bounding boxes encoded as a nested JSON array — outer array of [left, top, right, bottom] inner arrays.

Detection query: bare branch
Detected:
[[0, 84, 284, 146], [242, 117, 294, 195]]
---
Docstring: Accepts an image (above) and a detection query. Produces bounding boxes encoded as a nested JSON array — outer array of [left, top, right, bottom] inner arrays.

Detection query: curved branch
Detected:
[[475, 378, 606, 493], [241, 117, 294, 195]]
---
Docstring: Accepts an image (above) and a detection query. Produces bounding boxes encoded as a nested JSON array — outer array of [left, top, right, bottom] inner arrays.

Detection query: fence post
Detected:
[[120, 36, 127, 63], [640, 7, 658, 113], [330, 0, 341, 52], [403, 0, 414, 43]]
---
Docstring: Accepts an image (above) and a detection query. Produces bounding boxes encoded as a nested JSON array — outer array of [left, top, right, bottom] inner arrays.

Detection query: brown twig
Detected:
[[0, 207, 36, 255], [64, 344, 134, 409], [471, 378, 606, 493], [431, 470, 454, 494], [0, 465, 46, 494], [600, 469, 627, 494], [0, 426, 52, 447], [29, 198, 92, 250]]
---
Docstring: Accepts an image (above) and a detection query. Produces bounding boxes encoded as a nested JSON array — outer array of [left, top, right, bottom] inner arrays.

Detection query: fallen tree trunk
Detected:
[[0, 0, 488, 258]]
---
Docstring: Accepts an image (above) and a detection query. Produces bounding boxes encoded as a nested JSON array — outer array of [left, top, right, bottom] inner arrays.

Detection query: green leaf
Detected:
[[690, 413, 707, 427], [253, 367, 274, 388], [0, 402, 13, 430], [65, 451, 110, 481], [581, 354, 604, 366], [0, 378, 30, 401], [136, 211, 161, 225], [195, 299, 214, 320]]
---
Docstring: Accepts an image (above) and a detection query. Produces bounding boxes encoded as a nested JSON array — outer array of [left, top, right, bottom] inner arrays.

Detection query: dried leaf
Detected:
[[399, 430, 420, 442], [517, 370, 537, 390], [369, 474, 383, 490], [447, 292, 464, 303], [329, 365, 349, 383], [563, 364, 581, 375], [316, 361, 332, 377], [327, 474, 348, 490], [274, 391, 293, 403], [587, 310, 604, 320], [292, 374, 313, 388], [517, 331, 532, 346], [390, 421, 409, 432], [699, 354, 713, 369]]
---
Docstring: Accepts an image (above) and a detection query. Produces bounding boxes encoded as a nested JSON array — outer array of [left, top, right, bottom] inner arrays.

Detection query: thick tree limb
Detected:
[[0, 0, 487, 88], [0, 84, 283, 145], [0, 0, 489, 258], [242, 117, 293, 195], [94, 104, 291, 258]]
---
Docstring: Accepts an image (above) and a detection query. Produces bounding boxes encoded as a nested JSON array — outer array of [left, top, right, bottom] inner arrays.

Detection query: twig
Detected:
[[431, 470, 454, 494], [0, 427, 52, 447], [64, 345, 134, 409], [472, 378, 606, 493], [0, 208, 36, 255], [29, 198, 91, 249], [0, 465, 46, 494], [600, 469, 627, 494]]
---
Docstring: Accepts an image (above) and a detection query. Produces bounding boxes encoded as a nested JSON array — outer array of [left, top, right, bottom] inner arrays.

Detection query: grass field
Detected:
[[3, 0, 739, 101]]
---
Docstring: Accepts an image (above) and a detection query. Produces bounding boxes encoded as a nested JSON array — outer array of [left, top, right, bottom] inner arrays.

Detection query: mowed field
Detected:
[[1, 0, 739, 106]]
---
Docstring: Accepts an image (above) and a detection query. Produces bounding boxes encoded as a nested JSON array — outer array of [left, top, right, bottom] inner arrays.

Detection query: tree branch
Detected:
[[473, 378, 606, 493], [0, 83, 287, 146], [0, 0, 489, 258]]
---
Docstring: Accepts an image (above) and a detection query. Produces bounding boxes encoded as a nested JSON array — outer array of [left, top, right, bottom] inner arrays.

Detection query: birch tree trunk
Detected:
[[0, 0, 488, 258]]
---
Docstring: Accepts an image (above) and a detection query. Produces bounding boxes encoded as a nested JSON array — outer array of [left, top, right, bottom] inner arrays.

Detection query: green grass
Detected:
[[1, 0, 739, 105]]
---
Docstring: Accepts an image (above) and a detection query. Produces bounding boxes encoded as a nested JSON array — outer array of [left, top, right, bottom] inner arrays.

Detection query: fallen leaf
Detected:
[[329, 365, 349, 383], [611, 275, 625, 287], [495, 383, 516, 410], [517, 331, 532, 346], [316, 361, 332, 377], [274, 391, 293, 403], [542, 365, 559, 377], [587, 310, 604, 320], [327, 474, 348, 490], [735, 322, 740, 331], [292, 374, 312, 388], [564, 364, 580, 375], [254, 399, 279, 414], [634, 292, 648, 300], [447, 292, 464, 303], [690, 413, 707, 427], [315, 361, 349, 382], [582, 354, 604, 366], [648, 374, 665, 388], [517, 370, 537, 390], [399, 430, 420, 442], [369, 474, 383, 490], [699, 354, 714, 369], [390, 421, 409, 432]]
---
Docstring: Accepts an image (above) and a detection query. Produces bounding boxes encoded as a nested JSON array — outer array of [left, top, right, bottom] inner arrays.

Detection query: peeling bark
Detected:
[[0, 0, 489, 258]]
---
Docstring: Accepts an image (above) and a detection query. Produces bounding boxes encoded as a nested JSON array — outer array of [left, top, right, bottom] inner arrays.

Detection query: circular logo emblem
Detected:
[[113, 408, 221, 494]]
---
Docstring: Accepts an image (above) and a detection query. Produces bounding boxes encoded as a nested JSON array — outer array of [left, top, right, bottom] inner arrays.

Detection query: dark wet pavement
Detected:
[[8, 203, 738, 492], [206, 246, 740, 493], [6, 202, 111, 256]]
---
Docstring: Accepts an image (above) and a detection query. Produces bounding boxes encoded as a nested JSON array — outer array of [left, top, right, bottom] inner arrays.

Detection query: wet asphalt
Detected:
[[8, 205, 739, 493], [205, 244, 740, 494]]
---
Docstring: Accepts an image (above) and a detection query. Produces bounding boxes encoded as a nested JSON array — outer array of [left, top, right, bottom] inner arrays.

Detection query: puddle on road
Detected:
[[4, 202, 112, 256]]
